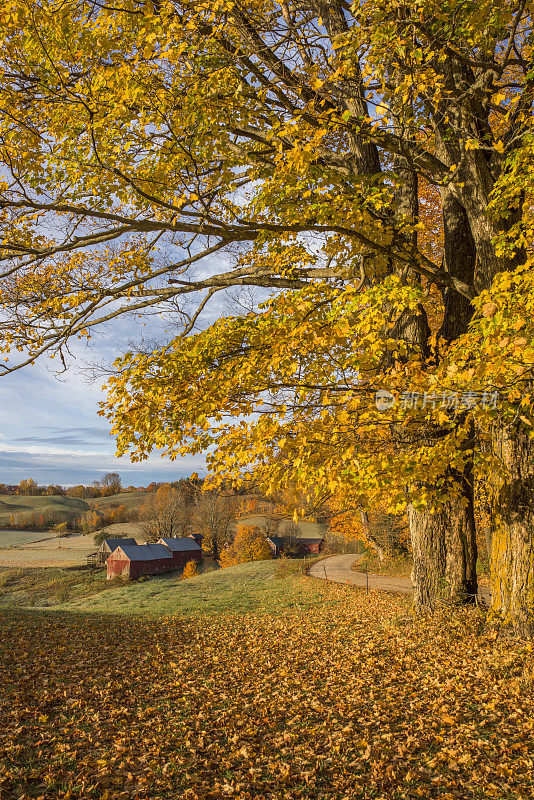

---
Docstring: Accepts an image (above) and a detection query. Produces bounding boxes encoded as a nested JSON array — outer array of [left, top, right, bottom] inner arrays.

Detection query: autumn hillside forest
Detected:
[[1, 1, 534, 798]]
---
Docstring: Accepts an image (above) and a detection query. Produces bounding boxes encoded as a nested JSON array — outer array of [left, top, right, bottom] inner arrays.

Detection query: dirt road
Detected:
[[310, 554, 491, 603]]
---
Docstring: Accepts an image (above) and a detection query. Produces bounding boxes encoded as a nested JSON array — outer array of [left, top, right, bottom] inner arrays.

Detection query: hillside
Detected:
[[63, 560, 329, 616], [238, 515, 327, 538], [90, 490, 154, 511], [0, 494, 89, 527], [0, 491, 155, 531]]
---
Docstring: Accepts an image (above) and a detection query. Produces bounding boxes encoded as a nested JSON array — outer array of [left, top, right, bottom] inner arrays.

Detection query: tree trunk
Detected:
[[444, 464, 478, 603], [360, 511, 386, 562], [461, 204, 533, 634], [491, 426, 534, 637], [409, 466, 477, 608], [408, 191, 478, 609], [408, 504, 447, 608], [438, 190, 476, 344], [485, 526, 493, 565]]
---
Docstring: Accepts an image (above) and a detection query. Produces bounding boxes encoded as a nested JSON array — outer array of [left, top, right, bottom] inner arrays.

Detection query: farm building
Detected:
[[106, 537, 202, 580], [188, 532, 203, 546], [107, 543, 173, 579], [98, 537, 138, 565], [266, 535, 325, 557], [157, 537, 202, 569]]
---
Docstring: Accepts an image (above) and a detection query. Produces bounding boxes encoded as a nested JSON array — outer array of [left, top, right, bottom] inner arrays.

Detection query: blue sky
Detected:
[[0, 245, 273, 488], [0, 314, 206, 487]]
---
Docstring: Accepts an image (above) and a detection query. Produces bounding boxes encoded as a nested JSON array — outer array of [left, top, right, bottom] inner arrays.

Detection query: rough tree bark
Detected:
[[408, 438, 478, 607], [408, 190, 478, 608], [490, 427, 534, 636], [408, 503, 447, 608], [461, 196, 533, 634]]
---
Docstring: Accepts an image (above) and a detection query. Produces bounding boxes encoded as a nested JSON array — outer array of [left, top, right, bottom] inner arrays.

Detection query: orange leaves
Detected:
[[221, 524, 272, 567], [1, 595, 533, 799], [182, 560, 198, 579]]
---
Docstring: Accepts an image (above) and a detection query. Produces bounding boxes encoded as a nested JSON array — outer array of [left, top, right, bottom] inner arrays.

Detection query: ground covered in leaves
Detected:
[[1, 588, 533, 800]]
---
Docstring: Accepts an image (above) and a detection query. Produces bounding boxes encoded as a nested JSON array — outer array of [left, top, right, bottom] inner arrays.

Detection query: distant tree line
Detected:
[[0, 474, 204, 498]]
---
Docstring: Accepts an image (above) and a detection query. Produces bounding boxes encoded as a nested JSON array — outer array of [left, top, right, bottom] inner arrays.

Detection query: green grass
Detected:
[[63, 559, 333, 616], [0, 530, 56, 547], [89, 491, 153, 510], [238, 514, 327, 539], [0, 494, 90, 526], [0, 565, 107, 607]]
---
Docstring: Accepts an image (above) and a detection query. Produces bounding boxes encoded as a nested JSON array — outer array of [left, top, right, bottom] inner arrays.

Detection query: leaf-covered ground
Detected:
[[1, 587, 533, 800]]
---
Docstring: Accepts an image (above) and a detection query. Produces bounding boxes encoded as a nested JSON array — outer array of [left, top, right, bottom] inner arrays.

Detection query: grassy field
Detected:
[[90, 490, 154, 510], [0, 565, 108, 607], [0, 494, 90, 526], [0, 532, 98, 568], [0, 529, 56, 547], [0, 491, 153, 529], [238, 514, 327, 538], [63, 559, 332, 616]]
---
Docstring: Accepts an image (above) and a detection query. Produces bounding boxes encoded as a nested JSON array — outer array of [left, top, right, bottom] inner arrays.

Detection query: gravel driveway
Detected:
[[310, 553, 491, 603]]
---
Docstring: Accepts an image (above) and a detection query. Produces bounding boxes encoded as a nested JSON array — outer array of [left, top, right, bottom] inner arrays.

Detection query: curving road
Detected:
[[309, 553, 491, 603]]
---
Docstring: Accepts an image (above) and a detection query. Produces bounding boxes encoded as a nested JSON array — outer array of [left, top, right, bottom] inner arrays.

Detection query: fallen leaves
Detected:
[[0, 590, 533, 799]]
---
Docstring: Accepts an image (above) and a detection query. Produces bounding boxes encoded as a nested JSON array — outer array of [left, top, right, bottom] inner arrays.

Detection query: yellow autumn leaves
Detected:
[[1, 590, 533, 799]]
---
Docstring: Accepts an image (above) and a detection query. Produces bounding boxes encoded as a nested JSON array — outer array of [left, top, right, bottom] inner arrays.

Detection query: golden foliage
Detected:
[[0, 599, 533, 799], [235, 524, 273, 563], [182, 560, 198, 580], [221, 524, 272, 568]]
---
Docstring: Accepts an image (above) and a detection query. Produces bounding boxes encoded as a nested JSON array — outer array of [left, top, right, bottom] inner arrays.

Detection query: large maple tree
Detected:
[[0, 0, 533, 632]]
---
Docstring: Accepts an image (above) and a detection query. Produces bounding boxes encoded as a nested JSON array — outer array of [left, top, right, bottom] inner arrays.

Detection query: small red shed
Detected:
[[107, 543, 173, 580], [266, 535, 325, 557], [297, 537, 325, 555]]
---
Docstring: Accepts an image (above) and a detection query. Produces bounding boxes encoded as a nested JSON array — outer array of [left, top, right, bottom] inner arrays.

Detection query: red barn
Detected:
[[157, 537, 202, 569], [107, 543, 173, 580], [266, 535, 324, 557], [98, 537, 137, 565]]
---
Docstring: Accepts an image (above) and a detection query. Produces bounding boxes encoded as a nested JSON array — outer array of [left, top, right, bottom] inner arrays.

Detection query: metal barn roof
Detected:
[[116, 543, 173, 561], [158, 537, 202, 552], [101, 538, 137, 551]]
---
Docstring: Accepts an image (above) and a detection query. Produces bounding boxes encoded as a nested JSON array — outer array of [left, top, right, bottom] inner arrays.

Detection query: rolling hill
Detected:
[[62, 559, 330, 616], [0, 495, 90, 527]]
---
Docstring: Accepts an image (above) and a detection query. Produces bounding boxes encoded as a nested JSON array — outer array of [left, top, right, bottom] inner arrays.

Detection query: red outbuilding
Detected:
[[157, 537, 202, 569], [106, 538, 202, 580], [107, 543, 173, 580], [266, 535, 325, 557]]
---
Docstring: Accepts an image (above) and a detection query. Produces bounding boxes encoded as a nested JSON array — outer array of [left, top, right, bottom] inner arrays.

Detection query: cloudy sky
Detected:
[[0, 239, 273, 488], [0, 313, 207, 488]]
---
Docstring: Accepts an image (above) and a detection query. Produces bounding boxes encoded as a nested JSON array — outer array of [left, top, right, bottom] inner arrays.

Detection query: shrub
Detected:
[[182, 560, 198, 579], [233, 524, 273, 563], [219, 545, 238, 569]]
